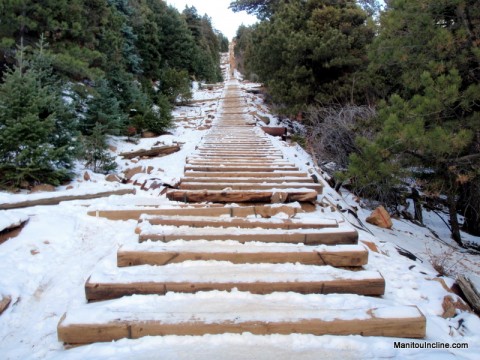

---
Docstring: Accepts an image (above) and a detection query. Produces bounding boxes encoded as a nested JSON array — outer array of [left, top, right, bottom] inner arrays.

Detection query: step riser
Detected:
[[85, 278, 385, 301], [138, 232, 358, 245], [117, 250, 368, 267]]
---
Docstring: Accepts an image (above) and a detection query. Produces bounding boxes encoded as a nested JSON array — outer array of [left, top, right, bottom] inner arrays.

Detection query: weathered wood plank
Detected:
[[0, 188, 136, 210], [87, 204, 304, 220], [180, 177, 314, 184], [166, 189, 318, 203], [457, 275, 480, 313], [0, 295, 11, 316], [117, 246, 367, 267], [178, 182, 323, 192], [85, 276, 385, 301], [139, 215, 337, 230], [58, 298, 426, 344], [119, 145, 180, 159], [138, 228, 359, 245], [183, 171, 310, 178]]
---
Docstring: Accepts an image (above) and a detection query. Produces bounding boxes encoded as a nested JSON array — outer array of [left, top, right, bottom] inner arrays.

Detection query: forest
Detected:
[[0, 0, 228, 185], [232, 0, 480, 247]]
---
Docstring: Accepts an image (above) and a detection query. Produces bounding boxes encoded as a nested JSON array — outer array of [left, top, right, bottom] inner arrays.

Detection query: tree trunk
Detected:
[[411, 187, 423, 225], [459, 178, 480, 236], [447, 192, 463, 247]]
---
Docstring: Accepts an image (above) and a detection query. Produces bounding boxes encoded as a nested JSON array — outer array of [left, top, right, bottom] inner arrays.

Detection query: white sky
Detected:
[[166, 0, 258, 40]]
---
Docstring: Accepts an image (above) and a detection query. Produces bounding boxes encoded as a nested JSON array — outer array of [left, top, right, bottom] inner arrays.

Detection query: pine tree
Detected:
[[348, 0, 480, 245], [0, 46, 77, 188]]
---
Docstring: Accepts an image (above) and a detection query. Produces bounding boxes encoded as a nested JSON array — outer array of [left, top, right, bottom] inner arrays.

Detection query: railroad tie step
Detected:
[[58, 292, 426, 345], [166, 189, 319, 203], [137, 214, 338, 230], [137, 225, 359, 245], [84, 261, 385, 301], [117, 242, 368, 267]]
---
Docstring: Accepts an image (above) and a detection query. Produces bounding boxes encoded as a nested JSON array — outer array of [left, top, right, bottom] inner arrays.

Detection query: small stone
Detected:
[[66, 185, 74, 190], [123, 166, 144, 180], [83, 171, 91, 181]]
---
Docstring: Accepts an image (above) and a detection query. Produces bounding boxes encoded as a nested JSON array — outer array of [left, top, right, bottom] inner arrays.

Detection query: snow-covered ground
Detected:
[[0, 63, 479, 359]]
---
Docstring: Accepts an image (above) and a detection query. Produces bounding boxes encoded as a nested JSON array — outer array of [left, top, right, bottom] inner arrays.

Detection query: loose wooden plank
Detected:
[[138, 228, 359, 245], [119, 145, 180, 159], [117, 244, 368, 267], [139, 215, 337, 230], [166, 189, 318, 203], [457, 275, 480, 313], [58, 295, 426, 344], [0, 188, 136, 210], [0, 295, 11, 316]]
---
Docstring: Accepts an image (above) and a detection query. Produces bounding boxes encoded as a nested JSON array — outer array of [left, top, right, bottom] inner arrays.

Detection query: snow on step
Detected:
[[85, 261, 385, 301], [139, 214, 338, 230], [166, 189, 319, 203], [88, 203, 304, 221], [180, 176, 314, 183], [117, 241, 368, 267], [178, 182, 323, 191], [138, 223, 358, 245], [58, 292, 426, 344]]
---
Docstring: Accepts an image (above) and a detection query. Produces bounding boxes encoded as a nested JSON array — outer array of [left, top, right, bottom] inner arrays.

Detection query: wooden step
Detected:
[[117, 243, 368, 267], [138, 226, 358, 245], [58, 293, 426, 344], [184, 171, 310, 178], [87, 204, 305, 221], [139, 215, 337, 230], [184, 165, 300, 172], [180, 177, 314, 184], [85, 263, 385, 301], [178, 182, 323, 192], [166, 189, 318, 203]]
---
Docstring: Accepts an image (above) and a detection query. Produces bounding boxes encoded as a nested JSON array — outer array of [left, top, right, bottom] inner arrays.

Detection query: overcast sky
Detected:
[[165, 0, 258, 40]]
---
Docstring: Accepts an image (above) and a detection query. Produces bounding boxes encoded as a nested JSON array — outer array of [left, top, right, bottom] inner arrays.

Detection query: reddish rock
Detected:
[[66, 185, 74, 190], [141, 131, 157, 138], [31, 184, 55, 193], [83, 171, 91, 181], [105, 174, 122, 183], [442, 295, 470, 318], [123, 166, 144, 181], [366, 206, 393, 229]]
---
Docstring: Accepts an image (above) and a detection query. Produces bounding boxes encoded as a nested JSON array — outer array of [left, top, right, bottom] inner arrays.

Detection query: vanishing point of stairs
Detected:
[[57, 81, 426, 346]]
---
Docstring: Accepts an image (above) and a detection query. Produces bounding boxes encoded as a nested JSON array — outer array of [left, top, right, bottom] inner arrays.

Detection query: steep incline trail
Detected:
[[57, 79, 426, 346]]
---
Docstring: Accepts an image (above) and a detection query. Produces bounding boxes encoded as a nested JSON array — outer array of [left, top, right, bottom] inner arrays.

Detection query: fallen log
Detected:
[[0, 188, 136, 210], [0, 295, 11, 315], [457, 275, 480, 313], [120, 144, 180, 159], [0, 218, 29, 245]]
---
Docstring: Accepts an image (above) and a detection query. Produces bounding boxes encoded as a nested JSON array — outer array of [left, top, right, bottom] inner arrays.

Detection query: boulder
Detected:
[[366, 205, 393, 229]]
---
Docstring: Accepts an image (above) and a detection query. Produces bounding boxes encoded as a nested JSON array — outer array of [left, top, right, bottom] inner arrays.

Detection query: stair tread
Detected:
[[58, 292, 426, 344]]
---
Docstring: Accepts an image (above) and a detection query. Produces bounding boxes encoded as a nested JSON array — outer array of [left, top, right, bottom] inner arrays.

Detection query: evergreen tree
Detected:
[[237, 0, 374, 113], [347, 0, 480, 244], [0, 47, 77, 188]]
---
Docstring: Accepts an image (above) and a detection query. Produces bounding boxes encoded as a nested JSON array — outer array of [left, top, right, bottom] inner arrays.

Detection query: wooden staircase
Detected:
[[57, 81, 426, 346]]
